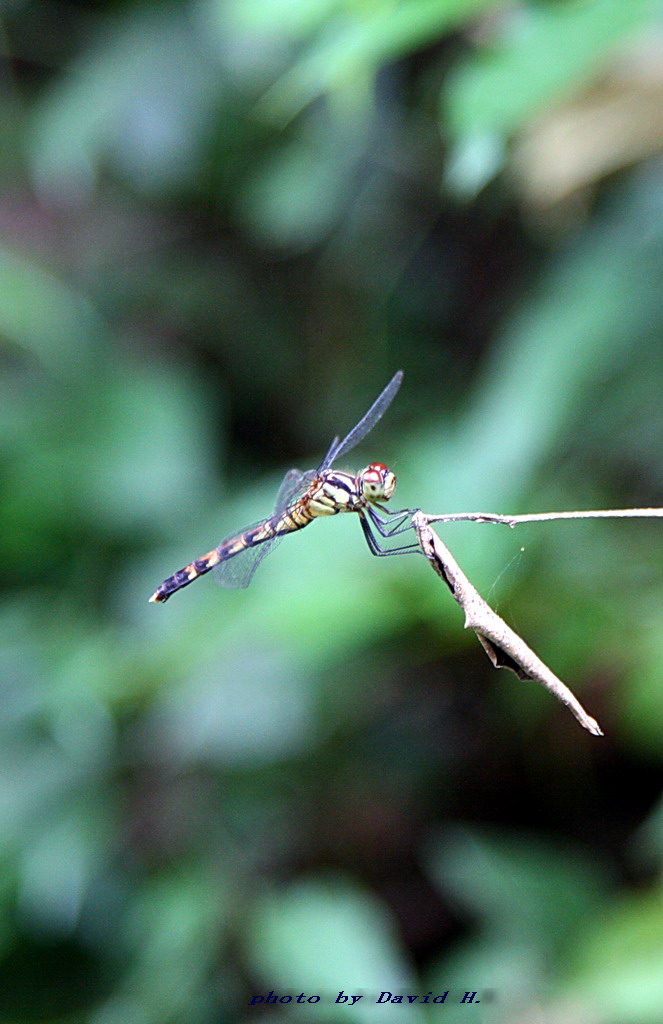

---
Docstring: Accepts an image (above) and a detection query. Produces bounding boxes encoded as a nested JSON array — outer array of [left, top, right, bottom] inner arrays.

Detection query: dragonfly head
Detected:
[[358, 462, 396, 503]]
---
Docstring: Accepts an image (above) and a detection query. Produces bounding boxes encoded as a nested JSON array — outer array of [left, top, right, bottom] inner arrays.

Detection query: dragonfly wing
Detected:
[[213, 467, 317, 590], [320, 370, 403, 470], [213, 533, 284, 589], [273, 467, 315, 513], [320, 435, 340, 469]]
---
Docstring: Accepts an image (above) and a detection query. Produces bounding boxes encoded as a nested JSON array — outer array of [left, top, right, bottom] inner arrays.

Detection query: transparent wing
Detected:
[[320, 370, 403, 470], [213, 467, 317, 590], [213, 520, 281, 590], [273, 467, 316, 512]]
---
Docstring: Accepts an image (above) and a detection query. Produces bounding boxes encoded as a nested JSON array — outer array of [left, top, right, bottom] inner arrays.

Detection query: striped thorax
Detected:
[[302, 463, 397, 519]]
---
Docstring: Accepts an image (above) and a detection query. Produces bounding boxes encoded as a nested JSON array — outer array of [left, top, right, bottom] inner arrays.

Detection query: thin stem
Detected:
[[423, 507, 663, 528]]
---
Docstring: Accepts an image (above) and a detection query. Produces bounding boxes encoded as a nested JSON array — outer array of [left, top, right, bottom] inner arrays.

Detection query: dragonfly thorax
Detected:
[[307, 463, 396, 518], [357, 462, 396, 503]]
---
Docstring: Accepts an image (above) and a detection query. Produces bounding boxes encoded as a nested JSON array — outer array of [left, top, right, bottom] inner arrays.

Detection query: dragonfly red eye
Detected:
[[359, 464, 397, 501]]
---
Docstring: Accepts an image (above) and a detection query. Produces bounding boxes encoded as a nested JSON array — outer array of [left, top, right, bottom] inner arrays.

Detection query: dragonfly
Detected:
[[149, 371, 417, 603]]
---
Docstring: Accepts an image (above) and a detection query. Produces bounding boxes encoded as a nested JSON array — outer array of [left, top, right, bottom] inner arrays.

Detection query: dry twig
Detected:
[[410, 504, 663, 735], [411, 510, 611, 736], [423, 507, 663, 527]]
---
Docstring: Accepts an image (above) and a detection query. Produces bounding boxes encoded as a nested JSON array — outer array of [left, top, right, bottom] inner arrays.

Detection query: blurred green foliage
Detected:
[[2, 0, 663, 1021]]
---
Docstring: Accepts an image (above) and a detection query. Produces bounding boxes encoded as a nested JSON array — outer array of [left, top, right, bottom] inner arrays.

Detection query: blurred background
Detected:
[[3, 0, 663, 1021]]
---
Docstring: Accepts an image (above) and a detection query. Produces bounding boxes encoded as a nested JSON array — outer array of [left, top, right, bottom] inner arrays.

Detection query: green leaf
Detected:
[[563, 891, 663, 1024], [444, 0, 657, 190], [425, 826, 605, 951], [247, 874, 424, 1022], [30, 10, 221, 199], [0, 245, 102, 374], [256, 0, 502, 122]]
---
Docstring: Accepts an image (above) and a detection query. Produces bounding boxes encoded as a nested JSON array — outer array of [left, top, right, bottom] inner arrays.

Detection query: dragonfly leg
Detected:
[[374, 503, 415, 518], [360, 512, 420, 557], [367, 505, 416, 538]]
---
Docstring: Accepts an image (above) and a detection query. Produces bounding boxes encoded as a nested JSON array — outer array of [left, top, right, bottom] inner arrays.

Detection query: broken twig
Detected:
[[411, 510, 604, 736]]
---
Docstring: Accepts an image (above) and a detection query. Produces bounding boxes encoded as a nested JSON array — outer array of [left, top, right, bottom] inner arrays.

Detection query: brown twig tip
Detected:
[[585, 716, 604, 738], [411, 511, 604, 737]]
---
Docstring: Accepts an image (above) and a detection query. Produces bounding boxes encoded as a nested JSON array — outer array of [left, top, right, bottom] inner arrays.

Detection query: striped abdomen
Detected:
[[148, 498, 318, 603], [148, 469, 368, 604]]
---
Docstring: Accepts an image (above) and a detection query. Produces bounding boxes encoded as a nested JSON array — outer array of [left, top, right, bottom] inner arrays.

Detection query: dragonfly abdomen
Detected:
[[149, 505, 315, 603], [149, 547, 222, 602]]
